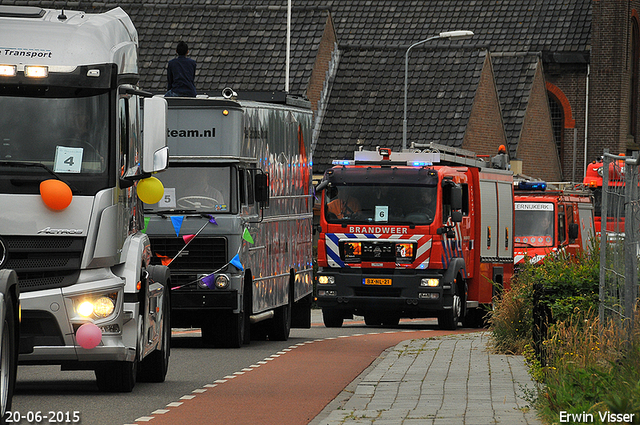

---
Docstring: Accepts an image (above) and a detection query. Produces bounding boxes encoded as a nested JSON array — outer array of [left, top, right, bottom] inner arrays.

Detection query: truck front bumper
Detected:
[[316, 269, 453, 316]]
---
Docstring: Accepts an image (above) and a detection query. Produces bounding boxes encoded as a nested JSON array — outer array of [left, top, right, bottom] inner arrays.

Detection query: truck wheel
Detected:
[[138, 266, 171, 382], [0, 291, 17, 417], [364, 314, 382, 326], [462, 307, 487, 328], [382, 315, 400, 327], [270, 303, 291, 341], [438, 285, 462, 331], [270, 275, 293, 341], [322, 308, 343, 328], [95, 359, 136, 392]]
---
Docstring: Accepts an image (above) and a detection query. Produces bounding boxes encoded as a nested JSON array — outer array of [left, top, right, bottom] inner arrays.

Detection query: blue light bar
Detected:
[[517, 181, 547, 191], [410, 161, 433, 167], [332, 160, 354, 165]]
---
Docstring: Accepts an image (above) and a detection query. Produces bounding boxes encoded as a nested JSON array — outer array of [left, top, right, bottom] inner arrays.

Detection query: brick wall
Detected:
[[305, 12, 337, 118], [463, 54, 508, 158], [590, 0, 640, 162]]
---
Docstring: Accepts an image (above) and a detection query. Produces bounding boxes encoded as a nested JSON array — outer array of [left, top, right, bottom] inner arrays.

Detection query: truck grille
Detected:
[[1, 236, 83, 293], [149, 237, 228, 288]]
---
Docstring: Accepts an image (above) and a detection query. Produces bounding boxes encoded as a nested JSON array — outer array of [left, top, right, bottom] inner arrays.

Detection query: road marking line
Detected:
[[180, 395, 196, 400], [152, 409, 170, 414], [203, 384, 217, 388], [166, 402, 183, 407], [192, 389, 207, 393]]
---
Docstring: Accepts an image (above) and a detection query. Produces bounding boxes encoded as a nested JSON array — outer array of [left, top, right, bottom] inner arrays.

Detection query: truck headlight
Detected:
[[421, 278, 440, 287], [75, 293, 117, 318], [318, 276, 335, 285], [215, 274, 230, 289]]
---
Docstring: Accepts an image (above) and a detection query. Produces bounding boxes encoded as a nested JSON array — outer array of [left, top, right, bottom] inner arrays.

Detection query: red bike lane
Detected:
[[131, 327, 479, 425]]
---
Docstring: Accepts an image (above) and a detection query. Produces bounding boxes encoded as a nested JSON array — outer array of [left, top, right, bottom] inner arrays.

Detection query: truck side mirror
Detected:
[[450, 186, 462, 211], [568, 223, 579, 241], [451, 210, 463, 223], [142, 96, 169, 173], [254, 173, 270, 205]]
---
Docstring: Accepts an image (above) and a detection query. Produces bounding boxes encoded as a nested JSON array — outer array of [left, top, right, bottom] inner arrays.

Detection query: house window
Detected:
[[548, 96, 564, 160]]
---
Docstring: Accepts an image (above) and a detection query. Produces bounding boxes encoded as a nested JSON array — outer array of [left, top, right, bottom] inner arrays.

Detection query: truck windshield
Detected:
[[324, 185, 436, 225], [145, 165, 231, 213], [0, 92, 110, 195], [514, 202, 554, 246]]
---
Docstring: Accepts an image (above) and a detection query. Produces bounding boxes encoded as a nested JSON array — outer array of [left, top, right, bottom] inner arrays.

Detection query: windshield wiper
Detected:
[[514, 241, 536, 248], [146, 209, 198, 217], [0, 161, 78, 191]]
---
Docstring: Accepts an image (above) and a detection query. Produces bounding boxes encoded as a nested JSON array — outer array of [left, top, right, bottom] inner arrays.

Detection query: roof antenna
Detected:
[[58, 9, 67, 20]]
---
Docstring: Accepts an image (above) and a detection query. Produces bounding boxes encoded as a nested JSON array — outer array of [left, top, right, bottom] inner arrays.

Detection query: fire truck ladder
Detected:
[[411, 142, 487, 169]]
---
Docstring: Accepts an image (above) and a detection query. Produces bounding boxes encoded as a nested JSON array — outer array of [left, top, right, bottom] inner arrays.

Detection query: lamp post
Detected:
[[403, 30, 474, 150]]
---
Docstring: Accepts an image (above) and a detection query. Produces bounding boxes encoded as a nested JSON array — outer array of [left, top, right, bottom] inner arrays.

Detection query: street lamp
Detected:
[[403, 30, 474, 150]]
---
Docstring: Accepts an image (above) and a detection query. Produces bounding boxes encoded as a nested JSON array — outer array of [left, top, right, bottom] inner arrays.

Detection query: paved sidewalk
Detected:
[[311, 332, 541, 425]]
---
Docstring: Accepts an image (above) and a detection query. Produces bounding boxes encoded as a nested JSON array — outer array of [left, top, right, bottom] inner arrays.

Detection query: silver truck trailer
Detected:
[[0, 6, 171, 392], [144, 94, 314, 347]]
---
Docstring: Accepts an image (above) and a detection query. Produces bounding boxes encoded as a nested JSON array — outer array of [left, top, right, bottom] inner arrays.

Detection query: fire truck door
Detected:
[[479, 180, 498, 258]]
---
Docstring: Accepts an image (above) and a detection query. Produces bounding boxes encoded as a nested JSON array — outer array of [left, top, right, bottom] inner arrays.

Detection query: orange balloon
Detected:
[[40, 179, 73, 210]]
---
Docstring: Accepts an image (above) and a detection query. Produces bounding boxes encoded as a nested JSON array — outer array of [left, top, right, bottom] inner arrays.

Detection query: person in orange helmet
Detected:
[[491, 144, 509, 170]]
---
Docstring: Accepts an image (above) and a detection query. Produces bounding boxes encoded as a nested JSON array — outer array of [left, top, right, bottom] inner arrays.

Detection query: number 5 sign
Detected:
[[54, 146, 83, 173]]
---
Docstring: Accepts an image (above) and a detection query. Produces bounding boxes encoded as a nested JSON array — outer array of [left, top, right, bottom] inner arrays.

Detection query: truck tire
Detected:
[[462, 307, 487, 328], [0, 290, 17, 417], [137, 266, 171, 382], [382, 314, 400, 327], [95, 358, 136, 392], [270, 273, 293, 341], [438, 282, 462, 331], [364, 314, 382, 326], [322, 308, 343, 328]]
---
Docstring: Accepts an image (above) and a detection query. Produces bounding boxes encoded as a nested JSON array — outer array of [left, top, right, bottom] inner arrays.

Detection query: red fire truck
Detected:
[[315, 144, 514, 329], [514, 181, 595, 265], [583, 156, 626, 235]]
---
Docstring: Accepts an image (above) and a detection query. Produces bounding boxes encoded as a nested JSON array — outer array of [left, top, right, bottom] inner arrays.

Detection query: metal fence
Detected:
[[598, 150, 640, 330]]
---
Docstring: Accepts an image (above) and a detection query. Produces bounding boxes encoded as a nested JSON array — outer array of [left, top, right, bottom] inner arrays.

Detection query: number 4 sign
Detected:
[[54, 146, 83, 173]]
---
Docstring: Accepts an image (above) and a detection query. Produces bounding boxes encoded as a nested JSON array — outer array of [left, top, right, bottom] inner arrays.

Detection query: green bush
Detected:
[[488, 247, 599, 355]]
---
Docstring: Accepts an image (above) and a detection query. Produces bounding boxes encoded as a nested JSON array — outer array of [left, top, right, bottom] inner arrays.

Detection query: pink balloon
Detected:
[[76, 323, 102, 349]]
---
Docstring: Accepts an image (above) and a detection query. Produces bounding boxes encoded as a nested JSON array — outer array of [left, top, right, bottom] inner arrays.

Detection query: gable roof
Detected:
[[491, 53, 541, 159], [315, 0, 591, 55], [314, 46, 486, 171]]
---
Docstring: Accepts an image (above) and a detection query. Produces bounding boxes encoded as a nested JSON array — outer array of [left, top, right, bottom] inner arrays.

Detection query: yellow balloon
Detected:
[[137, 176, 164, 204]]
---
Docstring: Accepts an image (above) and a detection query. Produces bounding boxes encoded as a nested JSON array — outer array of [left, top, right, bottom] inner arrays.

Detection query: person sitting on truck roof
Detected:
[[491, 145, 510, 170], [327, 186, 361, 219], [165, 41, 197, 97]]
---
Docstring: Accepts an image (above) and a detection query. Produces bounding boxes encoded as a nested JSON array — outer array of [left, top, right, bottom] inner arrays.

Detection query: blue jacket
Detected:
[[167, 55, 197, 97]]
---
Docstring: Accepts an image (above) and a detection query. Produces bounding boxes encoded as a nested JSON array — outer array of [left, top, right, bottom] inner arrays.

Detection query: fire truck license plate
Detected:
[[363, 278, 392, 286]]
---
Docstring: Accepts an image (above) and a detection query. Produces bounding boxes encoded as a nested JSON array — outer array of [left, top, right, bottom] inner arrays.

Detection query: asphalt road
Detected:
[[10, 312, 454, 425]]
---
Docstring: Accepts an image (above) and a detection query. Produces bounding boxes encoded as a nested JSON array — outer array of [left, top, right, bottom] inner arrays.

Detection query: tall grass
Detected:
[[487, 272, 533, 355], [536, 310, 640, 424]]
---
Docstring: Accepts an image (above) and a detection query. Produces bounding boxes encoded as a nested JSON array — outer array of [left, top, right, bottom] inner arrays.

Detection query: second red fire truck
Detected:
[[315, 144, 514, 329], [513, 181, 595, 265]]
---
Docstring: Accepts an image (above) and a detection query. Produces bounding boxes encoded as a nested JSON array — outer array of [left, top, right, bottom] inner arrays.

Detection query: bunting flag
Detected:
[[200, 273, 215, 289], [208, 215, 218, 225], [142, 217, 150, 234], [242, 228, 254, 244], [170, 215, 184, 237], [230, 253, 244, 271], [155, 253, 172, 267], [183, 234, 195, 244]]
